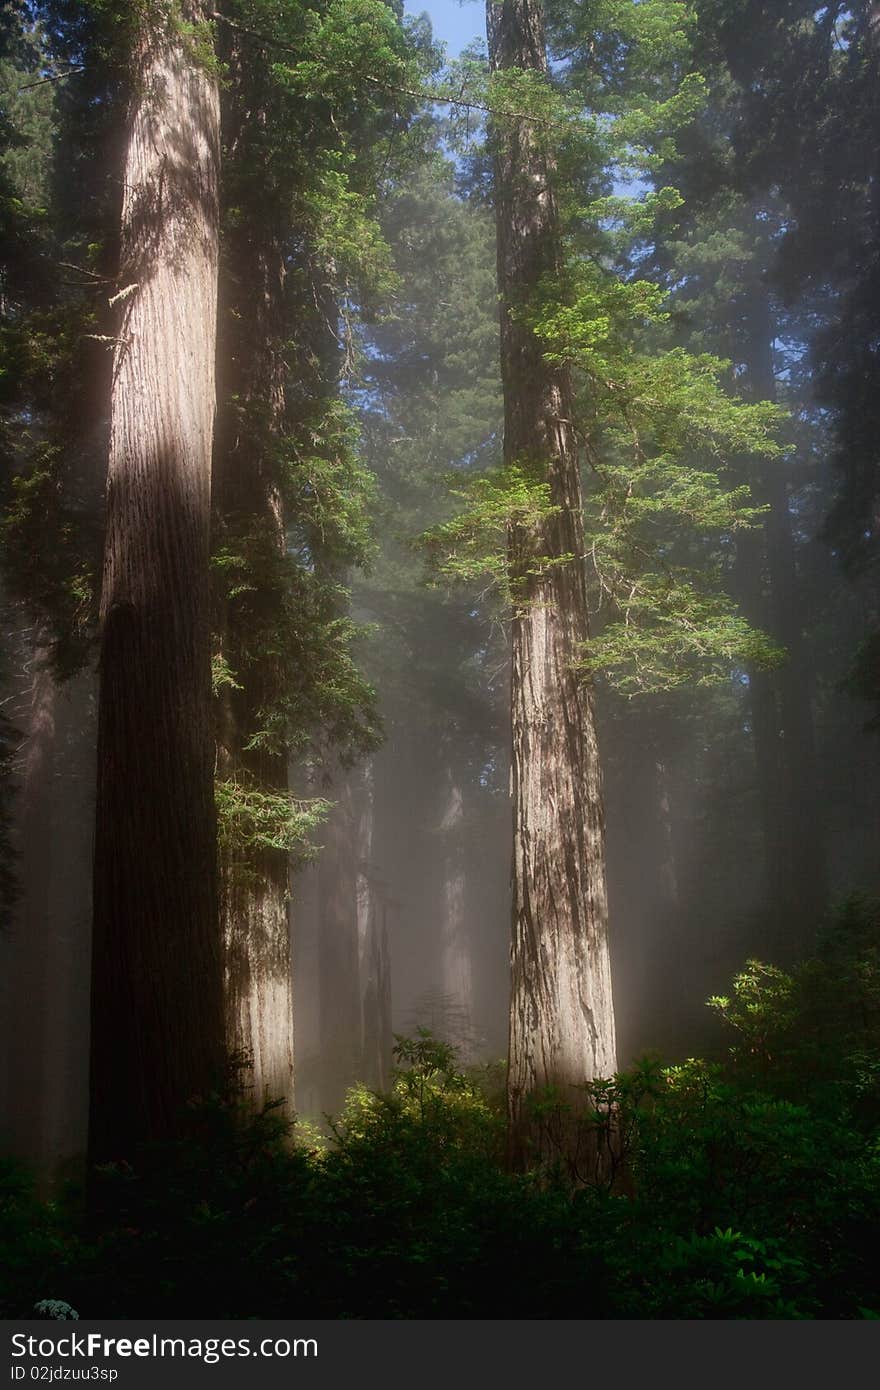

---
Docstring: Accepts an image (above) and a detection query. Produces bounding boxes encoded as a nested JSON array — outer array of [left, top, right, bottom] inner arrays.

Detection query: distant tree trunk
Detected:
[[655, 758, 680, 917], [318, 774, 362, 1114], [736, 285, 825, 952], [7, 653, 98, 1185], [355, 762, 392, 1090], [371, 895, 393, 1088], [487, 0, 617, 1170], [43, 666, 96, 1176], [4, 642, 54, 1172], [213, 117, 294, 1113], [89, 2, 224, 1162], [438, 766, 475, 1058], [732, 526, 786, 899]]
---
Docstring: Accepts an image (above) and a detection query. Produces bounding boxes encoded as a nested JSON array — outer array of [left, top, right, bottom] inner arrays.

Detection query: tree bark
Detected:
[[355, 762, 393, 1091], [89, 2, 224, 1162], [487, 0, 617, 1170], [735, 284, 825, 953], [438, 766, 476, 1059], [317, 773, 362, 1114], [4, 641, 54, 1174], [214, 213, 294, 1115]]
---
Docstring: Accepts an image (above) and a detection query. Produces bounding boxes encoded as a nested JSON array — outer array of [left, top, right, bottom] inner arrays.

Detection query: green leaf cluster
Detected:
[[422, 464, 560, 598], [215, 777, 329, 867]]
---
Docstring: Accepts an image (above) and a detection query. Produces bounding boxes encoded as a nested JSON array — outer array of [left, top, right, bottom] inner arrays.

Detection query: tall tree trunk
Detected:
[[317, 774, 362, 1115], [735, 284, 825, 953], [43, 666, 96, 1178], [732, 528, 786, 906], [438, 766, 475, 1059], [655, 758, 680, 917], [214, 216, 294, 1114], [355, 762, 392, 1090], [487, 0, 617, 1170], [89, 2, 224, 1162], [4, 640, 54, 1174]]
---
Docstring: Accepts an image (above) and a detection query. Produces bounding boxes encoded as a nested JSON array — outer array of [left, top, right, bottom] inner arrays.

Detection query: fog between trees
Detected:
[[1, 0, 878, 1189]]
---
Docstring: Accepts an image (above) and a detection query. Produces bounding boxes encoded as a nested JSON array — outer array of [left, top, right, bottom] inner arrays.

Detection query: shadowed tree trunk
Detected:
[[213, 92, 295, 1113], [487, 0, 617, 1170], [318, 773, 362, 1114], [89, 1, 225, 1163], [754, 303, 825, 945], [0, 628, 94, 1188], [355, 763, 393, 1090], [734, 284, 825, 954], [4, 640, 53, 1172], [362, 894, 393, 1092]]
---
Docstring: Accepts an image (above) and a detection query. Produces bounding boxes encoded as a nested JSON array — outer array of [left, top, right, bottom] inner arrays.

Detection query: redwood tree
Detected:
[[89, 0, 225, 1161], [212, 20, 295, 1115], [486, 0, 617, 1168]]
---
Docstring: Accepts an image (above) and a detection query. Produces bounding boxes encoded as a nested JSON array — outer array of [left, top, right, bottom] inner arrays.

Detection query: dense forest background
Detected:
[[1, 0, 879, 1319]]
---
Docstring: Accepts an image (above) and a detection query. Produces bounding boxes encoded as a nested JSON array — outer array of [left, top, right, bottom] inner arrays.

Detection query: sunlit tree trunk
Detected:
[[438, 766, 475, 1059], [487, 0, 617, 1170], [89, 2, 224, 1162]]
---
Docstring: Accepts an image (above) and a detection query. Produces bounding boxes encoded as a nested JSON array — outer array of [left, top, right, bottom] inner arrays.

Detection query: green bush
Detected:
[[3, 901, 879, 1319]]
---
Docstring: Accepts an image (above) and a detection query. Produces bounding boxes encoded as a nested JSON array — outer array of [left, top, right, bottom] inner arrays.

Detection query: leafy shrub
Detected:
[[3, 905, 880, 1319]]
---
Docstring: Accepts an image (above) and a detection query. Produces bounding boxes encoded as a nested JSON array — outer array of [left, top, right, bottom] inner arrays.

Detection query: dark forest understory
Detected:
[[1, 0, 880, 1321]]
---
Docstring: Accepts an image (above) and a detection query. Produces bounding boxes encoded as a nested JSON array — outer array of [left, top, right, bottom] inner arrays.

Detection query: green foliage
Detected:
[[1, 457, 99, 676], [423, 286, 786, 690], [172, 11, 223, 79], [0, 1159, 83, 1320], [422, 464, 561, 600], [421, 4, 790, 697], [842, 632, 880, 734], [539, 266, 786, 694], [0, 29, 55, 210], [4, 916, 880, 1320], [211, 0, 432, 813], [0, 2, 115, 677], [280, 399, 376, 570], [708, 896, 880, 1127], [581, 575, 782, 694], [214, 531, 381, 764], [215, 778, 329, 871], [352, 151, 507, 778], [335, 1030, 503, 1160]]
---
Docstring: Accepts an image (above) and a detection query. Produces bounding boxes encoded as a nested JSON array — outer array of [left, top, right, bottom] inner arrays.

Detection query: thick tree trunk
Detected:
[[487, 0, 617, 1170], [90, 3, 224, 1162], [220, 841, 294, 1114]]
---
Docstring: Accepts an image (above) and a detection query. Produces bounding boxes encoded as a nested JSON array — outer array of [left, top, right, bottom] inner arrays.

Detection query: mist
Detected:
[[1, 0, 879, 1325]]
